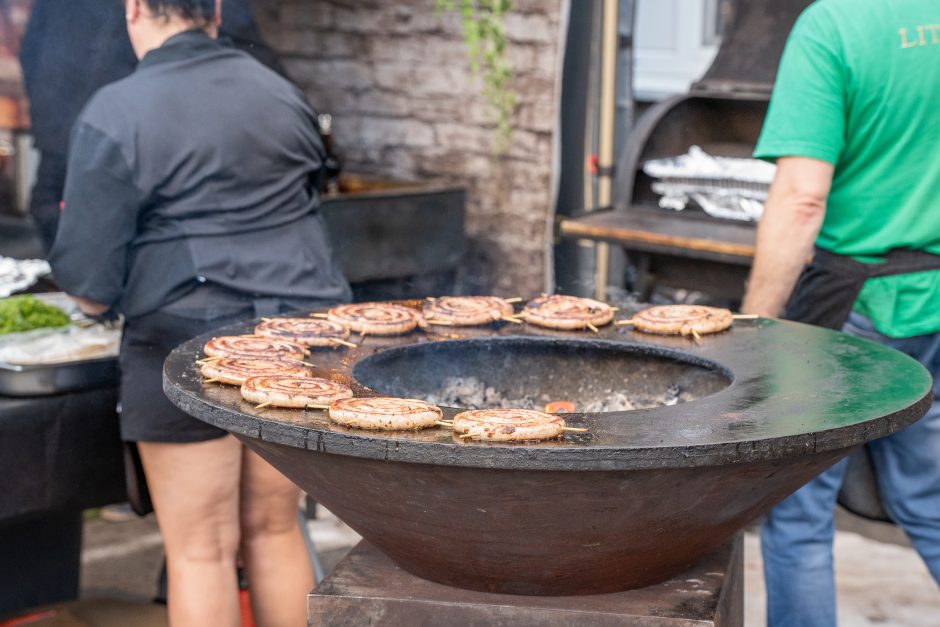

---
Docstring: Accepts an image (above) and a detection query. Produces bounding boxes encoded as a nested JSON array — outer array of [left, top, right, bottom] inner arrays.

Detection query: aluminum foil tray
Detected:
[[0, 293, 120, 396]]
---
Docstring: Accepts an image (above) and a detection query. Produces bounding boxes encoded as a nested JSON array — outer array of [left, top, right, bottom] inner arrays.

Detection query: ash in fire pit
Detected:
[[353, 337, 728, 413], [423, 376, 688, 412]]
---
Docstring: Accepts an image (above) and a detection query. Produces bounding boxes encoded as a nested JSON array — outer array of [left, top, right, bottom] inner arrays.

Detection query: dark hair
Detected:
[[143, 0, 215, 26]]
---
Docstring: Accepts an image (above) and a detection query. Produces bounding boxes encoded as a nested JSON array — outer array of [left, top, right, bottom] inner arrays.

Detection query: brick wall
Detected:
[[248, 0, 562, 295]]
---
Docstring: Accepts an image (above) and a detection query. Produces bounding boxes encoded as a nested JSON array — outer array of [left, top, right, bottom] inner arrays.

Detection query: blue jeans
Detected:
[[762, 313, 940, 627]]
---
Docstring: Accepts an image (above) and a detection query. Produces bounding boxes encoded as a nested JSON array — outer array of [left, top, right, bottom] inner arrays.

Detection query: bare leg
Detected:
[[239, 448, 313, 627], [139, 437, 242, 627]]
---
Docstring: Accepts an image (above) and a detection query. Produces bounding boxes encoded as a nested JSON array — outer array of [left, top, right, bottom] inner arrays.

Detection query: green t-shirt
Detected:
[[754, 0, 940, 338]]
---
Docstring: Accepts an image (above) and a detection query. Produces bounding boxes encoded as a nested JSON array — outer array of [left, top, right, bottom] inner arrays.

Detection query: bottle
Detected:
[[317, 113, 342, 196]]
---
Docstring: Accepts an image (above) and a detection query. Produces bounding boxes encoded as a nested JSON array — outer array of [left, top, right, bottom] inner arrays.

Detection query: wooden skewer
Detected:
[[306, 403, 332, 410], [255, 402, 272, 410], [504, 297, 523, 303], [426, 296, 437, 301], [426, 319, 457, 326], [330, 337, 358, 348], [732, 314, 760, 320], [282, 358, 316, 367], [197, 356, 222, 363], [495, 312, 522, 323], [690, 329, 702, 344], [586, 322, 599, 333], [562, 427, 589, 433], [203, 378, 219, 384], [435, 421, 454, 428], [458, 433, 474, 440], [614, 318, 635, 326], [311, 313, 330, 318]]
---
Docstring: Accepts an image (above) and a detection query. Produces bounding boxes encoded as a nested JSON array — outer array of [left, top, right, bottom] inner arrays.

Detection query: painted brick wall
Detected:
[[248, 0, 562, 295]]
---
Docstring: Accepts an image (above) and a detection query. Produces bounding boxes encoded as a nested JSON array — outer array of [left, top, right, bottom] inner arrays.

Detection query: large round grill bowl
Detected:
[[164, 310, 931, 595]]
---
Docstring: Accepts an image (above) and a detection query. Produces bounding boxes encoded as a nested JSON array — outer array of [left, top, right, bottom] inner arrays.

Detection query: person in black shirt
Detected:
[[48, 1, 350, 624], [19, 0, 287, 253]]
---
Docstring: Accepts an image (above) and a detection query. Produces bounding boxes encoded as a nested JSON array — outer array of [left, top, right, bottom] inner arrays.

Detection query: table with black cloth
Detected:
[[0, 208, 125, 617], [0, 386, 125, 614]]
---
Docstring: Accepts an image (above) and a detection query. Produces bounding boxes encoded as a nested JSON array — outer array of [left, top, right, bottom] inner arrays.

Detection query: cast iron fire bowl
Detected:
[[164, 307, 931, 595]]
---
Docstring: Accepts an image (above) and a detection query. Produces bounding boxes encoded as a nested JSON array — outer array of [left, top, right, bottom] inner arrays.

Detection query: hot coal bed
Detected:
[[370, 337, 723, 412], [164, 303, 931, 610]]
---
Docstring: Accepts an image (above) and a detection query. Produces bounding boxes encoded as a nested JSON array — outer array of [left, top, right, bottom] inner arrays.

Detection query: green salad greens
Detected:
[[0, 295, 71, 335]]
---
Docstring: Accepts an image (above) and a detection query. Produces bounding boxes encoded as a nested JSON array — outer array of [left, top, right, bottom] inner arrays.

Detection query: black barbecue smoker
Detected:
[[560, 0, 814, 303]]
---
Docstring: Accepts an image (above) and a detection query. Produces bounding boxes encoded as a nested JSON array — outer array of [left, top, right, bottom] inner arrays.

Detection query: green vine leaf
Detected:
[[436, 0, 517, 153]]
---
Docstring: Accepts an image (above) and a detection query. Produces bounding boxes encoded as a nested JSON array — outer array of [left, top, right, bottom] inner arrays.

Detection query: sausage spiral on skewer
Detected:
[[200, 357, 310, 386], [521, 295, 614, 330], [241, 376, 353, 408], [203, 335, 308, 360], [328, 397, 442, 430], [631, 305, 733, 337], [422, 296, 515, 326], [452, 408, 566, 442], [327, 303, 422, 335], [254, 318, 351, 347]]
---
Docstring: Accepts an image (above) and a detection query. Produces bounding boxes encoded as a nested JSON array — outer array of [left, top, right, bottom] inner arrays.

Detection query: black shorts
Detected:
[[119, 309, 247, 443], [119, 284, 342, 443]]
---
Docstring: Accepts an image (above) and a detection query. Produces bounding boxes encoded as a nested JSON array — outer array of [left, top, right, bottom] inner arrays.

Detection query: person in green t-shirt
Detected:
[[741, 1, 940, 625]]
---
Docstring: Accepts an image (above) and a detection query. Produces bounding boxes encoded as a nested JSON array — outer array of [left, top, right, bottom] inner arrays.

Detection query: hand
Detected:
[[70, 295, 110, 317]]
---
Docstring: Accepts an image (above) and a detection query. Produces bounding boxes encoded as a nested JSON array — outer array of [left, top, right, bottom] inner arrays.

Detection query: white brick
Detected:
[[516, 99, 556, 132], [503, 13, 554, 44], [371, 63, 415, 92], [357, 90, 414, 117], [411, 65, 471, 97], [330, 5, 386, 34], [360, 117, 436, 148], [434, 122, 492, 153]]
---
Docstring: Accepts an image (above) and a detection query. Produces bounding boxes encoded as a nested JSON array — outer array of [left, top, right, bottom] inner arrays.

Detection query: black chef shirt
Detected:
[[19, 0, 288, 158], [48, 31, 351, 318]]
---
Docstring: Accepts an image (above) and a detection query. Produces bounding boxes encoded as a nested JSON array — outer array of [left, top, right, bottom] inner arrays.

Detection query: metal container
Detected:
[[0, 293, 120, 396], [0, 356, 118, 396]]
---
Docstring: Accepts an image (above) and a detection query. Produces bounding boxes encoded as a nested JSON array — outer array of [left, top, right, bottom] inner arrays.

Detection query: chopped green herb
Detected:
[[0, 295, 70, 335]]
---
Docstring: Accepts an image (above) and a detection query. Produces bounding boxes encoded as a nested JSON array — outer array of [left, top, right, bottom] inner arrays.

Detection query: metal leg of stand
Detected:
[[299, 509, 326, 583]]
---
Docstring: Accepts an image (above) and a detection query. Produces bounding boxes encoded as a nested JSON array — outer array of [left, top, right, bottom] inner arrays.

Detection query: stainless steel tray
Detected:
[[0, 293, 121, 396], [0, 355, 118, 396]]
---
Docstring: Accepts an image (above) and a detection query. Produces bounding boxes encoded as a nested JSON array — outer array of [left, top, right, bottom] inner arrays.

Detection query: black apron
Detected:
[[784, 247, 940, 330], [784, 246, 940, 522]]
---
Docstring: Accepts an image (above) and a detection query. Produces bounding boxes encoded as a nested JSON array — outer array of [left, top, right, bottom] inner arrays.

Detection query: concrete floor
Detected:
[[12, 506, 939, 625], [743, 522, 940, 626]]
